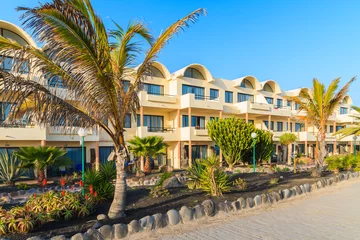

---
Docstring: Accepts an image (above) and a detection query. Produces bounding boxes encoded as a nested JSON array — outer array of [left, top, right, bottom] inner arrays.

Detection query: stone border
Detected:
[[27, 171, 360, 240]]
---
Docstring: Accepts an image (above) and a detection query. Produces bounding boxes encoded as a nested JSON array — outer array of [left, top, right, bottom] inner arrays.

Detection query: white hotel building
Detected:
[[0, 20, 357, 175]]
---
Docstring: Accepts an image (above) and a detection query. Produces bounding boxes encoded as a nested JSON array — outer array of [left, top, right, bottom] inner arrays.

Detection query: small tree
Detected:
[[279, 133, 297, 166], [128, 136, 168, 173], [15, 146, 70, 183], [242, 129, 273, 164], [207, 117, 254, 169]]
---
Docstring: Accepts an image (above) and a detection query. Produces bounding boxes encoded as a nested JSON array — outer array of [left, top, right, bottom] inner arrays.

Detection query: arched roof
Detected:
[[0, 20, 37, 47], [173, 63, 213, 82], [343, 95, 353, 105], [233, 75, 261, 90], [151, 61, 171, 80], [260, 80, 281, 94]]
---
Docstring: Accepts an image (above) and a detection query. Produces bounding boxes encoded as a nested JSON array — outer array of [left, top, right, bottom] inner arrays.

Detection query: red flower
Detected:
[[93, 191, 97, 197], [79, 180, 84, 187], [60, 178, 65, 187], [61, 190, 65, 197], [42, 178, 47, 187], [33, 193, 37, 198], [89, 184, 93, 194]]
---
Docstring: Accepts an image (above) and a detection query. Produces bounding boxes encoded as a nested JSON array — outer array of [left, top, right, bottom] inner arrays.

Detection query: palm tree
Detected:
[[279, 132, 297, 165], [128, 136, 168, 173], [335, 106, 360, 137], [286, 77, 355, 176], [0, 0, 205, 218], [14, 146, 69, 183]]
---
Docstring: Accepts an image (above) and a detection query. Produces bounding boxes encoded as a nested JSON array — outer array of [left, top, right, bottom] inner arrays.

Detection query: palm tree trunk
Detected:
[[38, 169, 45, 183], [144, 156, 151, 173]]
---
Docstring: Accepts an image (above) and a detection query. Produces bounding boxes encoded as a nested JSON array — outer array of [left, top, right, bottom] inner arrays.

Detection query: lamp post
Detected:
[[353, 136, 357, 161], [251, 132, 257, 173], [77, 128, 88, 195]]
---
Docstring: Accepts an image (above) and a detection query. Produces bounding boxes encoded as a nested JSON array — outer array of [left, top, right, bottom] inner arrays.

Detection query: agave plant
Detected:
[[63, 209, 73, 220], [0, 218, 8, 235], [0, 150, 26, 186], [17, 216, 35, 233], [7, 217, 18, 233]]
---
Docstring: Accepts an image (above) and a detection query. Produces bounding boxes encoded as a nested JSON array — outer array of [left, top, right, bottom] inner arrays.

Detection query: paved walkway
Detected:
[[130, 179, 360, 240]]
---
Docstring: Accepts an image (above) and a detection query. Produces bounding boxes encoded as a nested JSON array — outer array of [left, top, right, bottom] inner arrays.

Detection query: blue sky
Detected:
[[1, 0, 360, 105]]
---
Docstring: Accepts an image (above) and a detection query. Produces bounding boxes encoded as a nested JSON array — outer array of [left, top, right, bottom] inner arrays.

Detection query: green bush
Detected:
[[187, 156, 231, 196], [232, 178, 247, 190], [156, 171, 172, 187], [325, 154, 359, 172], [282, 167, 290, 172], [269, 178, 279, 185], [242, 129, 274, 164], [149, 186, 170, 198], [17, 183, 30, 190]]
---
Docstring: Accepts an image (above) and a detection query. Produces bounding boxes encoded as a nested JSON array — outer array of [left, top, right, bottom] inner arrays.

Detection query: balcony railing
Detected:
[[147, 127, 176, 133], [194, 95, 219, 101], [147, 91, 176, 97], [0, 121, 35, 128]]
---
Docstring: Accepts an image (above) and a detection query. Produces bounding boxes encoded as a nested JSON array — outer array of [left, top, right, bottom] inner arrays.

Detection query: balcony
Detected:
[[136, 126, 179, 142], [0, 124, 46, 141], [236, 101, 271, 114], [180, 127, 211, 141], [138, 91, 178, 108], [46, 127, 99, 141], [180, 93, 223, 110]]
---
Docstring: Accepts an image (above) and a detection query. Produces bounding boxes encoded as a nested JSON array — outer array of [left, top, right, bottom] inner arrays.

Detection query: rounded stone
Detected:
[[254, 195, 262, 206], [85, 228, 104, 240], [217, 201, 232, 213], [294, 186, 302, 195], [272, 192, 281, 202], [237, 197, 246, 209], [246, 197, 255, 208], [139, 215, 155, 231], [179, 206, 194, 222], [202, 199, 216, 216], [50, 235, 66, 240], [304, 183, 311, 193], [27, 237, 45, 240], [113, 224, 128, 239], [193, 204, 205, 219], [167, 209, 181, 225], [311, 183, 318, 191], [231, 201, 241, 211], [92, 221, 102, 229], [128, 220, 141, 234], [282, 189, 292, 199], [97, 214, 108, 221], [152, 213, 167, 229], [70, 233, 86, 240], [290, 187, 297, 196], [300, 185, 306, 194], [99, 225, 113, 240]]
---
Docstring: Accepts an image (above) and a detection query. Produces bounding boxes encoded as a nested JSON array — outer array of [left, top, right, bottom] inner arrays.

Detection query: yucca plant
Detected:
[[0, 0, 205, 219], [186, 159, 206, 190], [0, 150, 26, 186]]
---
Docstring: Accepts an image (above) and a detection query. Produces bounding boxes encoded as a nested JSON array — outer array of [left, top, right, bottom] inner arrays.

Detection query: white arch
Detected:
[[233, 75, 261, 90], [0, 20, 37, 47], [343, 95, 353, 105], [260, 80, 281, 94], [173, 63, 213, 82]]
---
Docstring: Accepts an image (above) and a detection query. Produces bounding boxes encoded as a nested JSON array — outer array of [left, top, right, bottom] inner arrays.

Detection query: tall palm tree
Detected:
[[128, 136, 168, 173], [0, 0, 205, 218], [15, 146, 69, 183], [286, 77, 355, 176], [335, 106, 360, 137]]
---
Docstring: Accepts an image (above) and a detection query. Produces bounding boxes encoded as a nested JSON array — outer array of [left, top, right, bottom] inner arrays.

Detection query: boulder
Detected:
[[162, 177, 183, 189], [272, 192, 281, 202], [167, 209, 181, 225], [18, 190, 26, 195], [326, 178, 332, 186], [98, 225, 113, 240], [27, 237, 45, 240], [50, 235, 66, 240], [254, 195, 262, 206], [193, 204, 205, 219], [85, 228, 104, 240], [217, 201, 232, 213], [246, 198, 255, 208], [282, 189, 292, 199], [152, 213, 167, 229], [202, 199, 216, 216], [113, 224, 128, 239], [71, 233, 87, 240], [139, 215, 155, 231], [290, 187, 297, 197], [237, 197, 246, 209], [231, 201, 241, 211], [300, 185, 306, 194], [9, 192, 19, 198], [265, 193, 273, 204], [294, 186, 302, 195], [92, 221, 102, 229], [304, 183, 311, 193], [128, 220, 141, 234], [97, 214, 107, 221], [179, 206, 194, 223], [311, 183, 318, 191]]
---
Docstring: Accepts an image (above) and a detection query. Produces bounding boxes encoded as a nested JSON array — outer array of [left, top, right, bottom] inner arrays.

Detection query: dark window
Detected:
[[240, 79, 253, 89], [225, 91, 233, 103], [137, 114, 163, 132], [99, 146, 115, 164], [123, 80, 130, 92], [336, 125, 344, 131], [47, 75, 65, 88], [287, 101, 292, 108], [270, 121, 274, 130], [277, 122, 283, 131], [182, 115, 189, 127], [248, 120, 254, 125], [0, 56, 29, 73], [340, 107, 348, 115], [0, 102, 11, 122], [265, 97, 273, 104], [191, 116, 205, 129], [237, 93, 254, 103], [264, 120, 269, 129], [295, 103, 301, 110], [191, 145, 208, 159], [125, 114, 131, 128], [295, 123, 304, 132], [142, 83, 164, 95], [265, 120, 274, 130], [330, 125, 334, 133], [210, 89, 219, 100], [146, 66, 164, 78], [182, 84, 205, 100], [210, 116, 218, 121], [263, 83, 273, 92], [276, 99, 283, 108], [184, 68, 205, 79]]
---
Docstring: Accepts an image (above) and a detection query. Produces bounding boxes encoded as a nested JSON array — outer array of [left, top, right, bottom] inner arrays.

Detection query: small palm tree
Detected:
[[0, 150, 26, 186], [286, 77, 355, 176], [128, 136, 168, 173], [279, 132, 297, 165], [15, 146, 69, 183], [335, 106, 360, 137]]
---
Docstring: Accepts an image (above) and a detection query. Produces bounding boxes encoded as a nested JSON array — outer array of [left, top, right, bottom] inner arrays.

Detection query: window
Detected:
[[122, 80, 130, 92], [340, 107, 348, 115], [210, 117, 218, 121], [295, 123, 304, 132], [295, 103, 301, 110], [237, 93, 254, 103], [264, 120, 269, 129], [277, 122, 283, 131], [265, 97, 273, 104], [0, 56, 29, 74], [264, 120, 274, 130], [137, 115, 164, 132], [182, 84, 205, 100], [270, 121, 274, 130], [327, 144, 334, 153], [184, 68, 205, 79], [287, 101, 292, 107], [276, 99, 283, 108], [225, 91, 233, 103], [191, 116, 205, 129], [298, 144, 305, 154], [240, 79, 253, 89], [99, 146, 115, 164], [47, 75, 65, 88], [1, 29, 28, 46], [336, 126, 344, 131], [142, 83, 164, 95], [263, 83, 273, 92], [248, 120, 254, 125], [182, 115, 189, 127], [147, 66, 164, 78], [210, 89, 219, 100], [330, 125, 334, 133], [124, 114, 131, 128], [186, 145, 207, 160]]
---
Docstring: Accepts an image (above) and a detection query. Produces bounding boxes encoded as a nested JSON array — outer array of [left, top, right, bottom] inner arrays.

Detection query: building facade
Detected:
[[0, 20, 358, 174]]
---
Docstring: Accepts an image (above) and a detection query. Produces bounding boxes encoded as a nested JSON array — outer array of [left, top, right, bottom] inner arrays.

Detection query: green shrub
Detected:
[[0, 151, 27, 186], [149, 186, 170, 198], [269, 178, 279, 185], [186, 159, 205, 190], [156, 171, 172, 187], [282, 167, 290, 172], [232, 178, 247, 190], [272, 166, 281, 173], [325, 154, 358, 172], [17, 183, 30, 190], [242, 129, 274, 164]]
